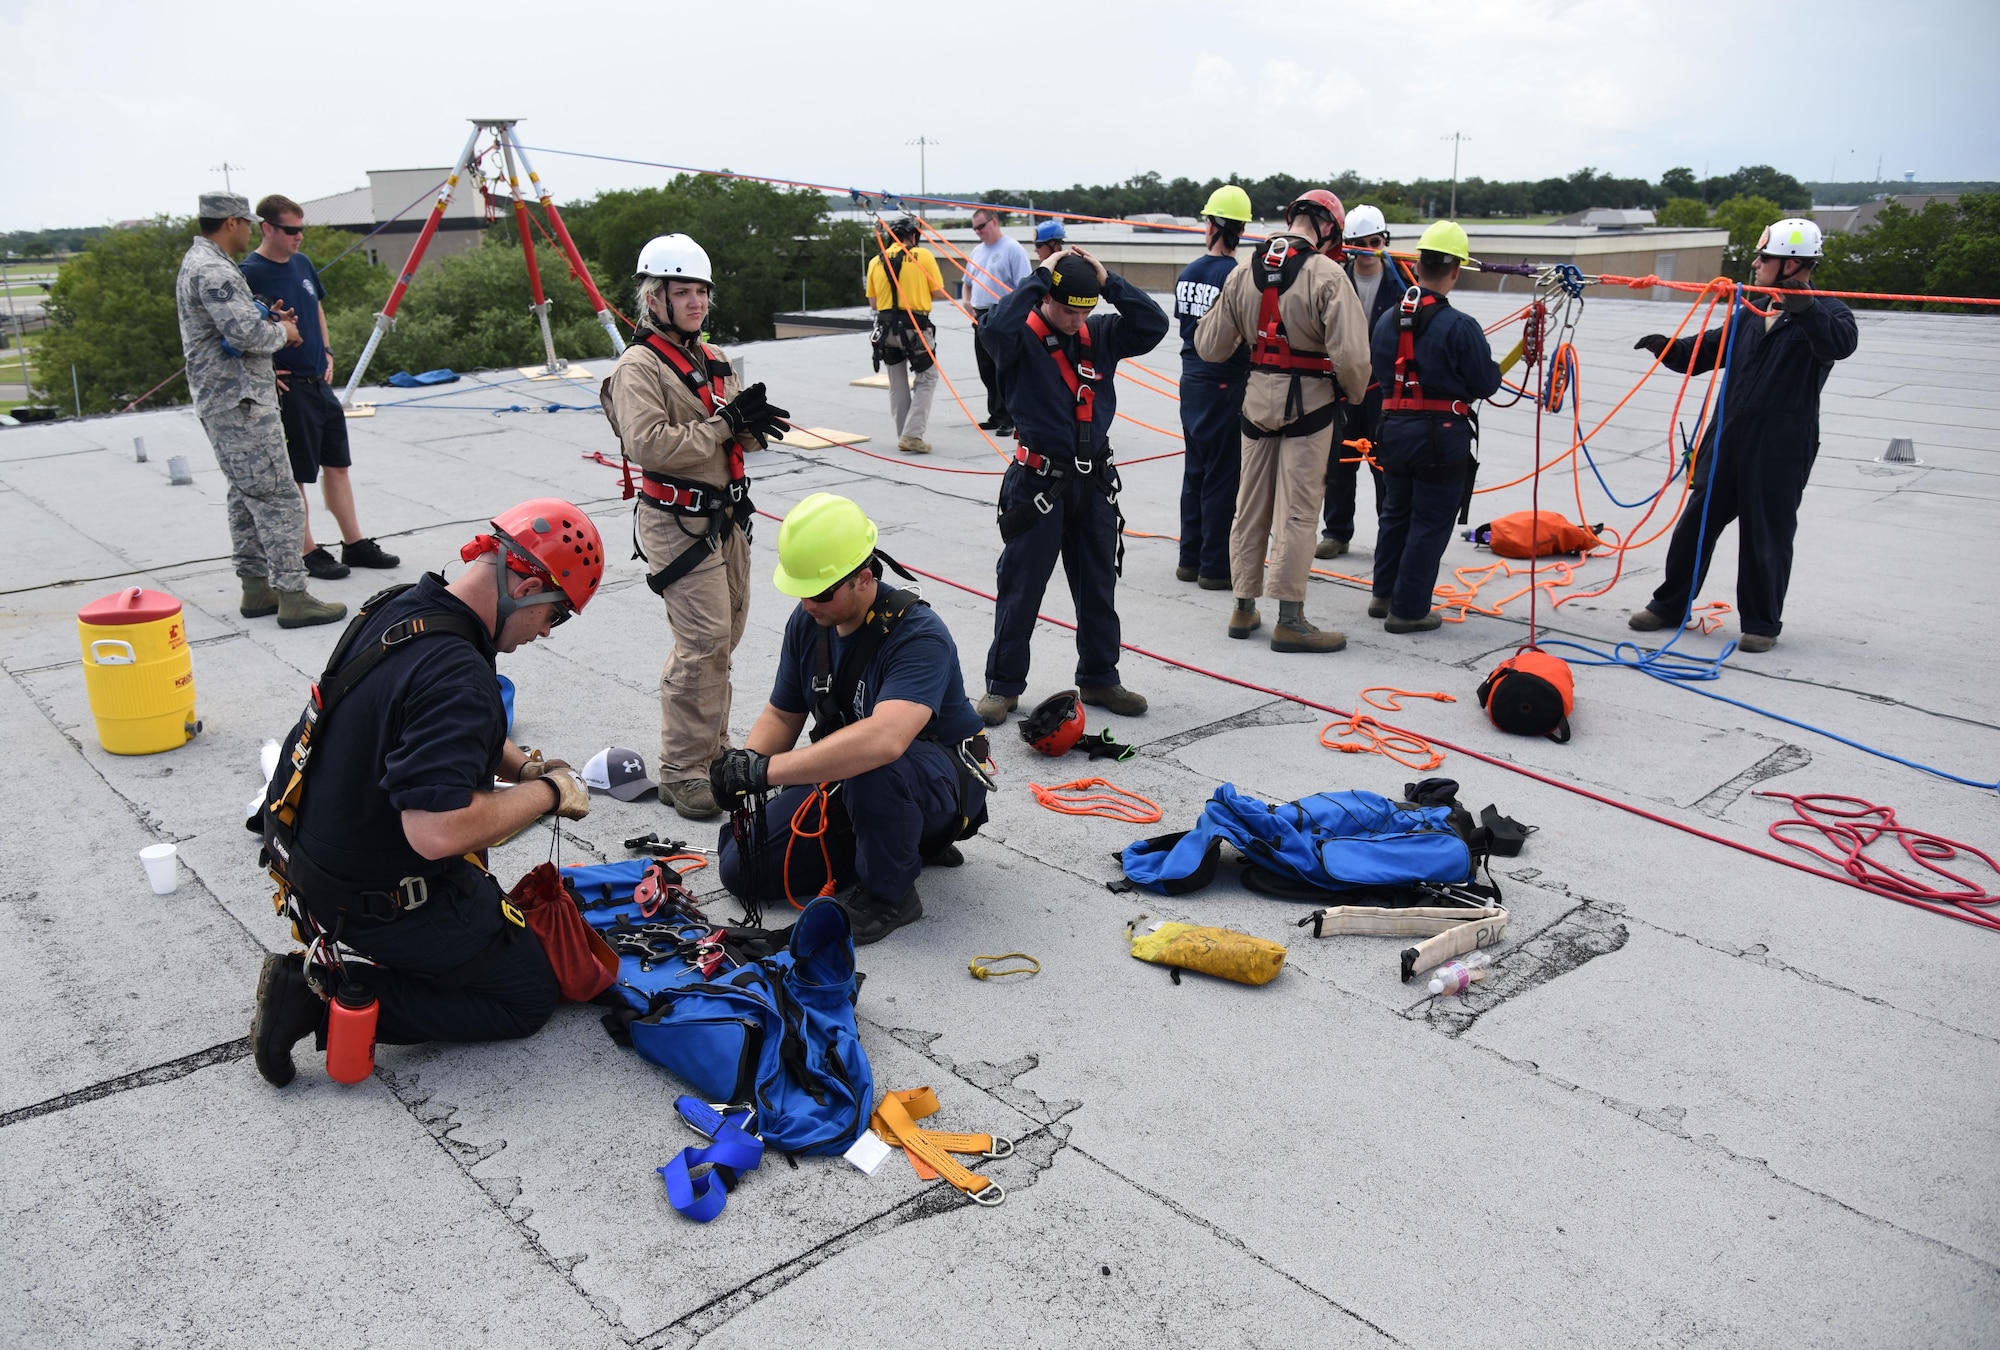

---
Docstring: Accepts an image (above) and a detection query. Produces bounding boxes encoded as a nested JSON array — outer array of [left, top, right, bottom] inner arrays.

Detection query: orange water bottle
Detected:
[[326, 972, 379, 1084]]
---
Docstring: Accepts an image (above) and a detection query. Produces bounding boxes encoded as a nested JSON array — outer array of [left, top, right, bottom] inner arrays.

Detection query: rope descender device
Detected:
[[968, 952, 1041, 980]]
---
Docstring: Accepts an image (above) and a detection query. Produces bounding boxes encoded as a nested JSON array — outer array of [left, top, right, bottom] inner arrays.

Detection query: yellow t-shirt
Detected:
[[867, 246, 945, 313]]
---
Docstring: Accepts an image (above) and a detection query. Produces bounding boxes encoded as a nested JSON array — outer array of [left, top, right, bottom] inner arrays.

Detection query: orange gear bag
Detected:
[[1472, 511, 1603, 559], [1477, 647, 1575, 743]]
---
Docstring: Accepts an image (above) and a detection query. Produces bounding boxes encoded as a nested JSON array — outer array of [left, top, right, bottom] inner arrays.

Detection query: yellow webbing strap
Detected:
[[968, 952, 1041, 980], [871, 1088, 1006, 1205]]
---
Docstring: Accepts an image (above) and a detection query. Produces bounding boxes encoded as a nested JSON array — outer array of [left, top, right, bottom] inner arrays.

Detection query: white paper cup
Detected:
[[139, 843, 178, 895]]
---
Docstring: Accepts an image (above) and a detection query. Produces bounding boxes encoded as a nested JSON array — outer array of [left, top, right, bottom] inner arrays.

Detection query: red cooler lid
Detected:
[[78, 586, 183, 626]]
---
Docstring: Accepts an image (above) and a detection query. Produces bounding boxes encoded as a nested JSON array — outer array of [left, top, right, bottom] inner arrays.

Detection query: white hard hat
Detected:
[[1756, 218, 1823, 260], [635, 233, 713, 284], [1344, 204, 1389, 241]]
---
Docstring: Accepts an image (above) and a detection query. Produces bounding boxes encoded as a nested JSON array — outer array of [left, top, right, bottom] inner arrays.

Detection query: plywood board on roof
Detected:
[[849, 372, 890, 388], [517, 365, 597, 382], [772, 426, 870, 449]]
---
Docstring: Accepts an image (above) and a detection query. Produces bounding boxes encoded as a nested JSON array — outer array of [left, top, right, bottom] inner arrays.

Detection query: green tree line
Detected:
[[972, 164, 1812, 224]]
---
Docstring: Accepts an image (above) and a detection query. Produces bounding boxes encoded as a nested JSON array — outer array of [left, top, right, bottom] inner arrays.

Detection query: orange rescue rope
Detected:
[[1028, 777, 1163, 824]]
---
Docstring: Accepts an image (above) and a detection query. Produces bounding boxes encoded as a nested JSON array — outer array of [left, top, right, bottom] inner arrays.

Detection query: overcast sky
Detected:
[[3, 0, 1995, 230]]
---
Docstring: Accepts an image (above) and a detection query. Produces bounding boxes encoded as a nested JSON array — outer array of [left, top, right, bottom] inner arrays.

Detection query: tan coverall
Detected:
[[601, 332, 753, 784], [1194, 238, 1371, 603]]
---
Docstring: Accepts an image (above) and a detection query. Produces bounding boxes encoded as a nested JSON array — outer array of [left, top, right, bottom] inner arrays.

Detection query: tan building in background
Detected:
[[299, 169, 488, 279]]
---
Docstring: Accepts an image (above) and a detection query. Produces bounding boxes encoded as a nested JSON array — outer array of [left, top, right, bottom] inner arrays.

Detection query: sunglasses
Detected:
[[807, 577, 849, 604], [269, 224, 304, 236]]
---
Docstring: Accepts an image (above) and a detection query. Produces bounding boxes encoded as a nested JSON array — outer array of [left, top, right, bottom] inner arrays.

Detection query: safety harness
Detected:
[[1247, 235, 1340, 435], [261, 585, 522, 992], [868, 245, 936, 374], [630, 331, 755, 596], [1381, 286, 1481, 523], [806, 573, 991, 848], [997, 310, 1125, 572]]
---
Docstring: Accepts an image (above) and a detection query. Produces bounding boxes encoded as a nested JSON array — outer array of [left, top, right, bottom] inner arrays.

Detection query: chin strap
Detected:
[[461, 533, 564, 632]]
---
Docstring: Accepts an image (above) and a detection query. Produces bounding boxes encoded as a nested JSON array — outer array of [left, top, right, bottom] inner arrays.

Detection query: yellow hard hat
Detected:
[[772, 492, 878, 597], [1416, 220, 1471, 262], [1199, 184, 1253, 223]]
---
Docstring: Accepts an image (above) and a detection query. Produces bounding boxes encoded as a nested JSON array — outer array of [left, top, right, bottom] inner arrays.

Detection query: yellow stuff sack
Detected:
[[1126, 918, 1285, 986]]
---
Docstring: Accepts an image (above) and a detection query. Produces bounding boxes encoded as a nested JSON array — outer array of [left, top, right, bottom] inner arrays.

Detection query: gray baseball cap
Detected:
[[199, 191, 256, 220]]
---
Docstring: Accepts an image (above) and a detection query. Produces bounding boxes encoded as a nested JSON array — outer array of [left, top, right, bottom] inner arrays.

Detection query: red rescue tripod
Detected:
[[338, 119, 627, 407]]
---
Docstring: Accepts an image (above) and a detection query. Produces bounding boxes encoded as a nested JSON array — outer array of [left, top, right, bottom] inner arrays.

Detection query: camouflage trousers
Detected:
[[201, 399, 308, 593]]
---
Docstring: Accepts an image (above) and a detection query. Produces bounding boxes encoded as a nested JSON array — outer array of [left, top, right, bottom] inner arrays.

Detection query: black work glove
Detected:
[[1777, 288, 1817, 314], [717, 382, 769, 436], [709, 748, 771, 813], [716, 382, 791, 444], [1634, 334, 1669, 357]]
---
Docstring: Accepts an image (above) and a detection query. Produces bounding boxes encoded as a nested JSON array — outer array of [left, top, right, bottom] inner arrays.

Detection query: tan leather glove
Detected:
[[518, 749, 572, 782], [541, 767, 591, 821]]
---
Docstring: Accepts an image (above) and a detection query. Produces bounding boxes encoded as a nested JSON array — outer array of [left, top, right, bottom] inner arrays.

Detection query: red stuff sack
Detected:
[[1477, 648, 1575, 743], [508, 861, 617, 1002], [1472, 511, 1603, 558]]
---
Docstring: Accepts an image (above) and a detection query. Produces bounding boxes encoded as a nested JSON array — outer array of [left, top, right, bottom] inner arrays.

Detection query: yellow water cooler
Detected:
[[77, 587, 201, 755]]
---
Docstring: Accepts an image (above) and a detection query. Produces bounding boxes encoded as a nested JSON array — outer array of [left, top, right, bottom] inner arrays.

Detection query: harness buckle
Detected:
[[810, 674, 832, 695], [682, 486, 705, 512], [398, 875, 430, 911], [1074, 458, 1092, 475], [1033, 491, 1055, 516]]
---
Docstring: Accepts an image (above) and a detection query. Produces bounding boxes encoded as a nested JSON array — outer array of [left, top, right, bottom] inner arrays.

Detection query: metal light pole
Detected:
[[906, 137, 940, 199], [1441, 132, 1471, 217]]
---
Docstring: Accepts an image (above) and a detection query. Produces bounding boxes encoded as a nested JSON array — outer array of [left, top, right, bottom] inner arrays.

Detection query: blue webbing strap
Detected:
[[658, 1096, 763, 1223]]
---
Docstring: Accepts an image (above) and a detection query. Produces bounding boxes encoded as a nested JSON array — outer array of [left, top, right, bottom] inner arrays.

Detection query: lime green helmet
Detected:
[[1416, 220, 1471, 262], [773, 493, 878, 597], [1200, 184, 1253, 223]]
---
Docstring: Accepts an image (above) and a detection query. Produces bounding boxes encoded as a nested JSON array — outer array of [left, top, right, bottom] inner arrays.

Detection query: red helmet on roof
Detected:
[[1020, 690, 1085, 757], [1285, 189, 1348, 239], [461, 498, 604, 617]]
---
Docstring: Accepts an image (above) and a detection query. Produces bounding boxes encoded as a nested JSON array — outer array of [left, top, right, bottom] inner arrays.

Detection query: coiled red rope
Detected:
[[1755, 793, 2000, 932]]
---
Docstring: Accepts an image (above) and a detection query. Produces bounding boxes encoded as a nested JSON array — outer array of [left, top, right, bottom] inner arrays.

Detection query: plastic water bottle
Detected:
[[1428, 950, 1494, 996], [326, 970, 379, 1085]]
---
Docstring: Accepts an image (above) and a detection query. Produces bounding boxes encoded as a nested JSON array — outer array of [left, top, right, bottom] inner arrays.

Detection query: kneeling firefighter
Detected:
[[710, 493, 990, 946], [251, 499, 605, 1086], [1369, 221, 1503, 632], [602, 234, 791, 820], [1194, 189, 1372, 652]]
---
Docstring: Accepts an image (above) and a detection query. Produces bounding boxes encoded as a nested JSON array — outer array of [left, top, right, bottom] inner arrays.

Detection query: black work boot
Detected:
[[843, 886, 923, 946], [252, 952, 326, 1087], [303, 546, 350, 580], [341, 537, 401, 569]]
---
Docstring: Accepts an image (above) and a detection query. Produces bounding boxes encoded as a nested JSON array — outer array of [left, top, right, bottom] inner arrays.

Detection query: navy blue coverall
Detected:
[[1641, 295, 1858, 636], [293, 575, 559, 1045], [981, 267, 1169, 697], [1322, 257, 1402, 542], [1173, 252, 1248, 580], [1370, 291, 1503, 621], [719, 599, 987, 904]]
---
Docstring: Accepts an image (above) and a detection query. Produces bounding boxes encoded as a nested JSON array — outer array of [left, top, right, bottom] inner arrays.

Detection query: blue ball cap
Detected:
[[1035, 219, 1067, 243]]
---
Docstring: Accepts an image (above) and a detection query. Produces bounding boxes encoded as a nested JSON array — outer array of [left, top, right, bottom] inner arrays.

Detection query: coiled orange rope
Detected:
[[1028, 777, 1162, 823], [1319, 690, 1456, 771]]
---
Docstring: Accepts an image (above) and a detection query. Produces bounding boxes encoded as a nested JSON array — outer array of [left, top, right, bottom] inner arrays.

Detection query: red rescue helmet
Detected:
[[1285, 189, 1348, 243], [461, 498, 604, 621], [1021, 690, 1085, 757]]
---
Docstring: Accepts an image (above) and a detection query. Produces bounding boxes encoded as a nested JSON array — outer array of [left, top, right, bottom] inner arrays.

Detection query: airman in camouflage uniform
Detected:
[[176, 191, 343, 627]]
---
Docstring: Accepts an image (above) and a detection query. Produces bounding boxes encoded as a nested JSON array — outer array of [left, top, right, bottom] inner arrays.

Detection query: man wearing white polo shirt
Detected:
[[965, 207, 1033, 437]]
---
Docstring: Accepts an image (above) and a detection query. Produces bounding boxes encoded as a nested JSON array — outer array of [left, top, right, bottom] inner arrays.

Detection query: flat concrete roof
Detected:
[[2, 291, 1996, 1346]]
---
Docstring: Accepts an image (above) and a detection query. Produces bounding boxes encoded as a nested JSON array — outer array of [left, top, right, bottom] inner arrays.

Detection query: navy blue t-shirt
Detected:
[[294, 574, 507, 886], [239, 250, 327, 378], [770, 592, 983, 745], [1173, 253, 1248, 378]]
